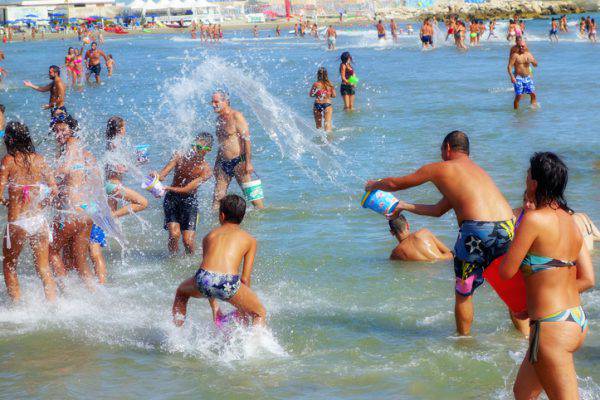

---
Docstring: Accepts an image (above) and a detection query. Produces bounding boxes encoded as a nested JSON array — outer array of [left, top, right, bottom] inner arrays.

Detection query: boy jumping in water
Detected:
[[172, 194, 266, 327]]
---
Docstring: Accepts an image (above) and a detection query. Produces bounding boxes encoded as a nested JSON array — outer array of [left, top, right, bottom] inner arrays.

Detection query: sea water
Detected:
[[0, 16, 599, 399]]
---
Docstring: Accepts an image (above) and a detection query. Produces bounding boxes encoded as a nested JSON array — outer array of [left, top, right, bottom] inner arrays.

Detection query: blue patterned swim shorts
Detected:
[[514, 75, 535, 95]]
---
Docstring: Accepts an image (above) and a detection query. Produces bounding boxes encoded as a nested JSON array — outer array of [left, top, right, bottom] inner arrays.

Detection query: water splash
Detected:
[[161, 56, 358, 190]]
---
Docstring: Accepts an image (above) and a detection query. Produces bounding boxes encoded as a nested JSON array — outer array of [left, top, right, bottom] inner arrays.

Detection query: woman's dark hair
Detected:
[[340, 51, 352, 64], [106, 116, 125, 142], [4, 121, 36, 170], [529, 152, 570, 211]]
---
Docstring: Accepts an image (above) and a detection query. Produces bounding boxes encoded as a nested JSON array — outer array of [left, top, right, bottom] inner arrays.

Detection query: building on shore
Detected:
[[119, 0, 224, 25], [0, 0, 117, 24]]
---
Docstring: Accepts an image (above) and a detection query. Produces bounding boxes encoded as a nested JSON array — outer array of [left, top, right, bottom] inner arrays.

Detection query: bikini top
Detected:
[[343, 64, 354, 79], [520, 253, 575, 277], [9, 182, 51, 203]]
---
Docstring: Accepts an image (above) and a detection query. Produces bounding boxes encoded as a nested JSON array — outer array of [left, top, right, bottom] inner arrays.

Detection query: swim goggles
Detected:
[[192, 144, 212, 152]]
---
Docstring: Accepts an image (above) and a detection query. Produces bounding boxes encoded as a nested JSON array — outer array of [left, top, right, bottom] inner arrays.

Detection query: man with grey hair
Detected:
[[211, 91, 265, 210]]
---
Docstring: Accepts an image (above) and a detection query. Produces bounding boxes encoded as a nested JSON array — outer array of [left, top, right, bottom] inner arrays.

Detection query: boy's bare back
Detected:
[[200, 224, 256, 276]]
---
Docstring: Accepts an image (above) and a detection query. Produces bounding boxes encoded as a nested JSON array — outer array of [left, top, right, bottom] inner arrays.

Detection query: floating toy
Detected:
[[135, 144, 150, 165], [142, 175, 165, 198], [83, 36, 91, 44], [482, 255, 527, 313], [361, 190, 399, 216], [241, 174, 264, 202], [347, 75, 359, 85]]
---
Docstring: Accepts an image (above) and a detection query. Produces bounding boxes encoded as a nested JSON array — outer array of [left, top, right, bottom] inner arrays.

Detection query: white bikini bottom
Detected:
[[5, 214, 52, 249]]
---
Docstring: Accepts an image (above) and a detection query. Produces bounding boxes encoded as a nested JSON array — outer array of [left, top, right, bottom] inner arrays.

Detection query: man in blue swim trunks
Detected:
[[376, 20, 386, 39], [212, 91, 265, 210], [366, 131, 517, 336], [172, 194, 266, 327], [508, 36, 538, 109]]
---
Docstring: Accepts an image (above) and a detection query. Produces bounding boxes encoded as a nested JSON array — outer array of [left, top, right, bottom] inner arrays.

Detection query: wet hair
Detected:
[[68, 47, 74, 53], [108, 54, 113, 59], [340, 51, 352, 64], [214, 90, 230, 104], [529, 152, 570, 211], [91, 41, 97, 47], [0, 104, 5, 114], [317, 67, 334, 91], [389, 214, 409, 235], [195, 131, 213, 147], [106, 116, 125, 142], [442, 130, 469, 155], [219, 194, 246, 224], [4, 121, 35, 157], [49, 65, 60, 76]]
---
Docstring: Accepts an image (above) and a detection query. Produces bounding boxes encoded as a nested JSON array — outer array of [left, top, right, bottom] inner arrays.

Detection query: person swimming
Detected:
[[0, 121, 58, 302], [500, 152, 594, 399]]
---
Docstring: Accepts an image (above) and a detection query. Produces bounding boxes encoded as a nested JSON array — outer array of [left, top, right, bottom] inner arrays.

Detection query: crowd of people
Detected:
[[2, 12, 599, 399]]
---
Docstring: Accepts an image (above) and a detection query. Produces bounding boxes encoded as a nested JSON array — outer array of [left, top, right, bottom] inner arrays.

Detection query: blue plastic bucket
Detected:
[[361, 190, 399, 215]]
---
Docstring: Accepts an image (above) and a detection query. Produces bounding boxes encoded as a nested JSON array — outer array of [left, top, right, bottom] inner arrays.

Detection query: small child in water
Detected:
[[172, 194, 267, 327], [107, 54, 115, 77]]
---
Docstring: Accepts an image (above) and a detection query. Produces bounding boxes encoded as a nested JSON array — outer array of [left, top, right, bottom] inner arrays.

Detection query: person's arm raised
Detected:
[[365, 164, 434, 192], [499, 212, 538, 280], [241, 237, 257, 287], [23, 81, 52, 92]]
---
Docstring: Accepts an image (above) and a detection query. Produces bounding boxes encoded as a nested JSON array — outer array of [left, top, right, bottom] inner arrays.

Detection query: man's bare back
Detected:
[[423, 157, 513, 224], [391, 228, 453, 261]]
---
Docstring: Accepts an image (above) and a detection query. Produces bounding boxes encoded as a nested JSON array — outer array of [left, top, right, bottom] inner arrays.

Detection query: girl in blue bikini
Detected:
[[500, 152, 594, 399]]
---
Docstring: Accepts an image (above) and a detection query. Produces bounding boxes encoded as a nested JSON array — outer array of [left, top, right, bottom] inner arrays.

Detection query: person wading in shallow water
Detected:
[[23, 65, 66, 116], [366, 131, 525, 336], [211, 91, 265, 210]]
